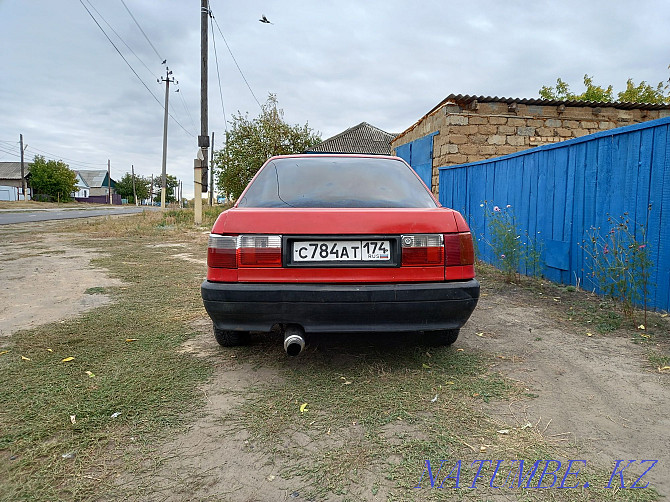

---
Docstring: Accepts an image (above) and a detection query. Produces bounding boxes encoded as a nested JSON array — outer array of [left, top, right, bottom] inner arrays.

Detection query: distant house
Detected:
[[71, 171, 90, 199], [75, 170, 116, 197], [0, 161, 31, 201], [306, 122, 397, 155]]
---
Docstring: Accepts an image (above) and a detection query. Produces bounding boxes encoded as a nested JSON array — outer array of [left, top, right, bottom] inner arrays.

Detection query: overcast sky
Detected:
[[1, 1, 669, 198]]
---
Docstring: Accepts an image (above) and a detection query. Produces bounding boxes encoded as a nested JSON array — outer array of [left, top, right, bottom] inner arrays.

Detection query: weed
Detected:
[[582, 211, 653, 324], [479, 203, 542, 283]]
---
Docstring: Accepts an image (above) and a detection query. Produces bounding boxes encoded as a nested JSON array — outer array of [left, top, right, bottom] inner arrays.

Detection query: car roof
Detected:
[[265, 153, 405, 162]]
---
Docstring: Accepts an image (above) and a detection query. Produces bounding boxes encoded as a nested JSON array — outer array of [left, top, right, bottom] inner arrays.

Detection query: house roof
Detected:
[[426, 93, 670, 117], [306, 122, 397, 155], [74, 172, 89, 188], [76, 170, 115, 188], [0, 162, 31, 180]]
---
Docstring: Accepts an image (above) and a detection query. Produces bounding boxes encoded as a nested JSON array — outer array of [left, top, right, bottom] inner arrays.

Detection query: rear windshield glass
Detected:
[[238, 157, 437, 208]]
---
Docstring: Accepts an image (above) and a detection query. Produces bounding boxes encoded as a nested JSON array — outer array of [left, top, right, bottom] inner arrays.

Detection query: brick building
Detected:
[[392, 94, 670, 194]]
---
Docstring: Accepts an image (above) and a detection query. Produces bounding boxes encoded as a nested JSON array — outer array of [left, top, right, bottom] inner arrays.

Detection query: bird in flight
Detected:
[[259, 14, 272, 24]]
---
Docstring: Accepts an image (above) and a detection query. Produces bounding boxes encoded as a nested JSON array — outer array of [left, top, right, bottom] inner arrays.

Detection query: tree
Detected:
[[115, 172, 150, 203], [29, 155, 77, 202], [539, 72, 670, 104], [539, 74, 614, 101], [214, 94, 321, 200], [153, 174, 179, 203], [618, 78, 670, 104]]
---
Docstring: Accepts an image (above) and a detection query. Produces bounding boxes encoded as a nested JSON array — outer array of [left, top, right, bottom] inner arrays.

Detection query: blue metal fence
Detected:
[[396, 131, 438, 190], [437, 116, 670, 312]]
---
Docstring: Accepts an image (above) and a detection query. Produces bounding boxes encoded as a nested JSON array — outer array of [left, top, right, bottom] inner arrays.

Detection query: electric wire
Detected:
[[0, 146, 20, 159], [24, 146, 108, 168], [79, 0, 194, 137], [209, 12, 228, 132], [79, 2, 163, 108], [120, 0, 164, 63], [0, 142, 108, 169], [85, 0, 157, 80], [111, 0, 196, 137], [176, 86, 198, 135], [209, 9, 263, 110]]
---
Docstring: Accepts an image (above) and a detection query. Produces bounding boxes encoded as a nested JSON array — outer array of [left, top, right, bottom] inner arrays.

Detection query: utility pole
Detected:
[[209, 131, 214, 206], [108, 159, 112, 205], [195, 0, 209, 225], [131, 164, 137, 206], [19, 134, 27, 200], [159, 67, 176, 210], [150, 174, 154, 205]]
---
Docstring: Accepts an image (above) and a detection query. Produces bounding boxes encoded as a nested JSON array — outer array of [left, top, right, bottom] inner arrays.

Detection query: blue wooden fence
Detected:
[[437, 116, 670, 312]]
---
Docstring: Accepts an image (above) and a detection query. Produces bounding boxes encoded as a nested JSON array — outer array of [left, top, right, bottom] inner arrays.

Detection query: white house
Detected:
[[71, 171, 90, 199]]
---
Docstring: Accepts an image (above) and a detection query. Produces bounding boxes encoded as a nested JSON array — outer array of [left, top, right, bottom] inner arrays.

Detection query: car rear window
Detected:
[[238, 157, 438, 208]]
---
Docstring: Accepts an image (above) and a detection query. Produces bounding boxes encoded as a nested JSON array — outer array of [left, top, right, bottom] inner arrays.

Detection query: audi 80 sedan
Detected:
[[201, 154, 479, 355]]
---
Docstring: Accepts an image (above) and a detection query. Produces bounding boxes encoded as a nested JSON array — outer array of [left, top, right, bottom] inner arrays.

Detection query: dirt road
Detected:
[[0, 223, 122, 337]]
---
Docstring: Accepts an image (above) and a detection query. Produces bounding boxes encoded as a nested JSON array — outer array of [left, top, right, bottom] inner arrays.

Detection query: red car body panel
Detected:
[[206, 207, 475, 283], [211, 208, 460, 235]]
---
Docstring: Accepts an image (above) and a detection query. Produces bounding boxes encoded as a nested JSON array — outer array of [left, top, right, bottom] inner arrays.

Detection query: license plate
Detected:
[[293, 240, 391, 262]]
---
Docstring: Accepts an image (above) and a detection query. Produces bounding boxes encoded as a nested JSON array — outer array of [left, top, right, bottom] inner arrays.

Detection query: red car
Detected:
[[201, 154, 479, 355]]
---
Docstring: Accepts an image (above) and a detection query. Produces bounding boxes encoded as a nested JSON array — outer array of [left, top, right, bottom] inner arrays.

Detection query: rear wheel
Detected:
[[423, 329, 459, 347], [213, 326, 249, 347]]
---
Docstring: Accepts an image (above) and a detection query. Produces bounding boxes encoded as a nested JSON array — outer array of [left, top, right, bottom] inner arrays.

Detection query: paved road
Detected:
[[0, 206, 159, 225]]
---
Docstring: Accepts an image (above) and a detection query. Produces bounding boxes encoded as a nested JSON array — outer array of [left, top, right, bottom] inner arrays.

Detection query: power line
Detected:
[[78, 0, 194, 137], [209, 12, 228, 132], [85, 0, 158, 80], [79, 1, 163, 107], [0, 146, 20, 159], [176, 86, 198, 135], [209, 8, 263, 110], [23, 146, 108, 168], [120, 0, 164, 63], [1, 142, 107, 169]]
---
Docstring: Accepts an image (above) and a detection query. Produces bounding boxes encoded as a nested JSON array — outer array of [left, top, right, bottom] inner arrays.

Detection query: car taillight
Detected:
[[208, 235, 237, 268], [207, 234, 282, 269], [401, 234, 444, 266], [444, 232, 475, 266], [238, 235, 282, 267]]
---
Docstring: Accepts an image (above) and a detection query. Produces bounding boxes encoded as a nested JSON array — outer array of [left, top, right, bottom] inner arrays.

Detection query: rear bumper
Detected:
[[201, 279, 480, 333]]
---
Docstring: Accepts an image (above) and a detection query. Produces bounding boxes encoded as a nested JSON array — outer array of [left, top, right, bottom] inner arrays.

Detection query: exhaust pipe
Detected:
[[283, 325, 305, 356]]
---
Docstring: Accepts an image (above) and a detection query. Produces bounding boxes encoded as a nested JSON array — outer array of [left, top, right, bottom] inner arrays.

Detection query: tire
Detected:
[[213, 326, 249, 347], [422, 328, 459, 347]]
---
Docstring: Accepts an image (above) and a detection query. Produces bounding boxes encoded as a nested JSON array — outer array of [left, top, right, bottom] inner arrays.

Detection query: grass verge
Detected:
[[0, 207, 223, 501]]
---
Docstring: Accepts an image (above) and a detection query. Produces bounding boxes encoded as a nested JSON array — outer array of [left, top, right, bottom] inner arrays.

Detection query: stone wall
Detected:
[[392, 100, 670, 194]]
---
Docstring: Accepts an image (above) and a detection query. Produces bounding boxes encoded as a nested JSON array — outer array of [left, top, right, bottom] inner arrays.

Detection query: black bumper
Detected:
[[201, 279, 479, 333]]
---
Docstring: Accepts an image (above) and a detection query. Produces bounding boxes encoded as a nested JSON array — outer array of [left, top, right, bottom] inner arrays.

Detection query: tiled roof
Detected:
[[307, 122, 397, 155], [0, 162, 31, 180]]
